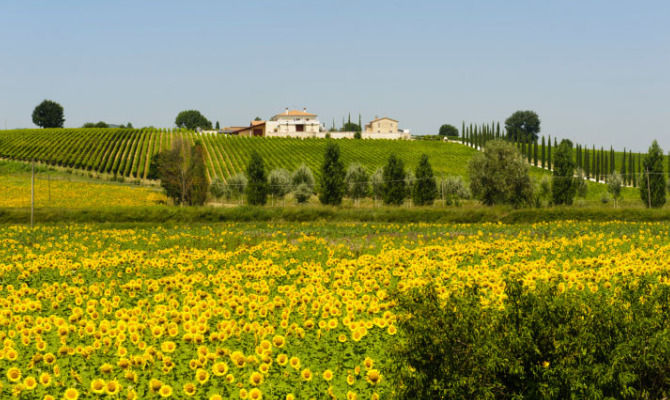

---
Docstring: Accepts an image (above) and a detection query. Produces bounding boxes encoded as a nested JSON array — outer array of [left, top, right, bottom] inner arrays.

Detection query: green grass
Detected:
[[3, 204, 670, 224], [0, 128, 478, 182]]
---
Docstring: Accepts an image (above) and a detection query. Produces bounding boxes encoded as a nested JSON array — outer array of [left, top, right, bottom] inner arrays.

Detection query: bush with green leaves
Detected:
[[607, 172, 623, 207], [536, 175, 552, 207], [552, 139, 576, 205], [293, 183, 313, 204], [345, 163, 369, 205], [319, 142, 346, 205], [227, 173, 247, 203], [154, 137, 209, 206], [468, 140, 533, 207], [440, 176, 470, 206], [370, 168, 384, 206], [391, 279, 670, 400], [291, 164, 315, 204], [412, 154, 438, 206], [574, 168, 588, 198], [209, 178, 226, 200], [268, 168, 291, 206], [640, 140, 666, 208], [382, 154, 407, 206], [245, 151, 267, 205]]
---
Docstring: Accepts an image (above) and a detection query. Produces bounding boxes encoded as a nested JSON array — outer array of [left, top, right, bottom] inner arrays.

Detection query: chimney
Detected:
[[285, 107, 289, 115], [303, 107, 307, 113]]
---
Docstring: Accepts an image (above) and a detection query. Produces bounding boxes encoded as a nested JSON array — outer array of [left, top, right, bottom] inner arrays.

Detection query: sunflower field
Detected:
[[1, 221, 670, 399]]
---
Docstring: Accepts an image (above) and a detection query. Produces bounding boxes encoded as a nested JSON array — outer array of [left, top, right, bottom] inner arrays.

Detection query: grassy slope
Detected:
[[0, 129, 656, 205], [0, 160, 165, 208]]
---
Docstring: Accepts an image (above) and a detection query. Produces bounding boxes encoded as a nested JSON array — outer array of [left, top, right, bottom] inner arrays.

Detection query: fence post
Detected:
[[31, 161, 35, 228], [646, 167, 651, 208]]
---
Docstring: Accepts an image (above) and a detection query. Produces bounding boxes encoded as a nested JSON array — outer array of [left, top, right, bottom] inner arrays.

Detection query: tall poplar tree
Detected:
[[318, 142, 346, 205], [382, 154, 407, 205], [412, 154, 438, 206], [246, 151, 267, 205], [640, 140, 666, 208]]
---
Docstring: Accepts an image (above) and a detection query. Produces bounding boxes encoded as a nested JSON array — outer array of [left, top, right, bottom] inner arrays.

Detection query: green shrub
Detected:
[[391, 279, 670, 400]]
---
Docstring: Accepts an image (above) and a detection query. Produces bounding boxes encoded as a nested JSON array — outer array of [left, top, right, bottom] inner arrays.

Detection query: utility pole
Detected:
[[31, 161, 35, 228], [646, 167, 651, 208]]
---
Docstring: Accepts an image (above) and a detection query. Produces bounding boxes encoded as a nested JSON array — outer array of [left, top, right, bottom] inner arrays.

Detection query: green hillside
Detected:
[[0, 129, 477, 182]]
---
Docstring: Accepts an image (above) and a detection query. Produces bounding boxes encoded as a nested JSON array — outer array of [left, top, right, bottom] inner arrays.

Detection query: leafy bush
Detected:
[[268, 168, 291, 206], [209, 178, 226, 199], [383, 154, 407, 205], [552, 139, 576, 205], [293, 183, 313, 204], [245, 151, 267, 205], [345, 163, 369, 205], [227, 173, 247, 202], [391, 279, 670, 400], [468, 140, 533, 207], [319, 142, 346, 205], [412, 154, 438, 206], [640, 140, 666, 208], [607, 172, 623, 207], [440, 176, 470, 206], [574, 168, 588, 198]]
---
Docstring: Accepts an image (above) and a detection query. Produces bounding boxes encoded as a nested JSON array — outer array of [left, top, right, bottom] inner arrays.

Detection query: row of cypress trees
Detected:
[[245, 142, 440, 206], [461, 121, 668, 188]]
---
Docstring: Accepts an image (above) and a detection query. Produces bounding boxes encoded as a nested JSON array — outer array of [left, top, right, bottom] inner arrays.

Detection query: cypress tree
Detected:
[[552, 140, 576, 205], [496, 122, 500, 138], [631, 152, 637, 187], [640, 140, 666, 208], [620, 149, 627, 185], [575, 145, 580, 170], [591, 146, 596, 182], [318, 142, 346, 205], [533, 139, 538, 166], [382, 154, 407, 205], [595, 150, 601, 182], [547, 135, 552, 170], [584, 148, 590, 179], [541, 136, 546, 168], [628, 150, 635, 186], [462, 121, 465, 142], [187, 140, 209, 206], [610, 147, 615, 175], [637, 153, 642, 187], [412, 154, 438, 206], [246, 151, 267, 205]]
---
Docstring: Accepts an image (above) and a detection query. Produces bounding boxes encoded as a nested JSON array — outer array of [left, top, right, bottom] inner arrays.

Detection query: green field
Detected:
[[0, 129, 477, 182], [0, 129, 658, 207]]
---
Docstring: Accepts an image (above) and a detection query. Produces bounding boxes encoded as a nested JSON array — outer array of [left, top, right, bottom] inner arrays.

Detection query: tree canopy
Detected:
[[175, 110, 212, 130], [32, 99, 64, 128], [438, 124, 458, 137], [245, 151, 267, 205], [552, 140, 576, 205], [505, 110, 540, 142], [640, 140, 666, 208], [82, 121, 109, 128], [468, 140, 533, 207], [382, 154, 407, 205], [319, 142, 346, 205], [412, 154, 438, 206]]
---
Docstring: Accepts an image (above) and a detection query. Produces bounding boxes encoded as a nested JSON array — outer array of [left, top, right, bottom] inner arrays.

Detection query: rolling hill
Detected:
[[0, 129, 477, 182]]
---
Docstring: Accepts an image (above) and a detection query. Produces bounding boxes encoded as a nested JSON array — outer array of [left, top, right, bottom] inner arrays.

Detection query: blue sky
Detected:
[[1, 1, 668, 151]]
